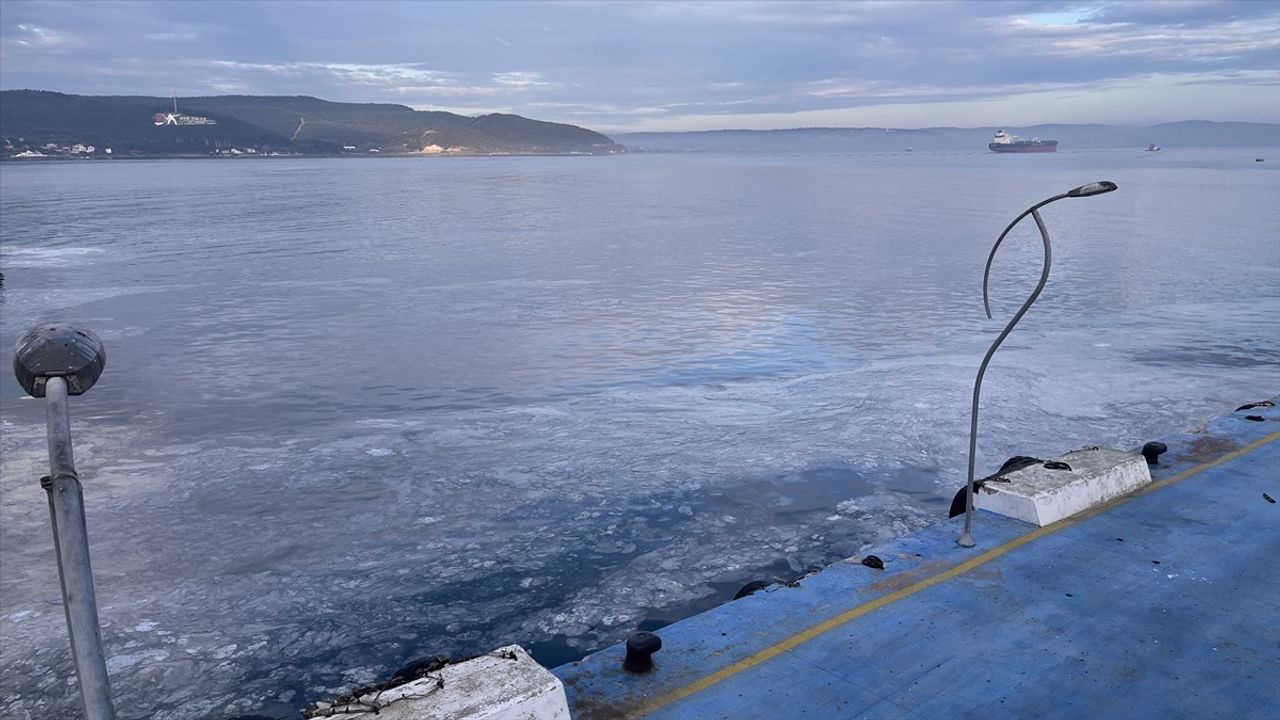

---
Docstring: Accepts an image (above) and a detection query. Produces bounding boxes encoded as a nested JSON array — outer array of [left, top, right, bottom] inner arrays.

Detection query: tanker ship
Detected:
[[989, 129, 1057, 153]]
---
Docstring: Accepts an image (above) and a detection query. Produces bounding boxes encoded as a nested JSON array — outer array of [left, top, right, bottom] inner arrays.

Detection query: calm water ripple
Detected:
[[2, 149, 1278, 718]]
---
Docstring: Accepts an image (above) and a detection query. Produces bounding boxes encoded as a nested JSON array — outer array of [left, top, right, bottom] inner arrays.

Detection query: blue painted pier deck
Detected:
[[554, 403, 1280, 719]]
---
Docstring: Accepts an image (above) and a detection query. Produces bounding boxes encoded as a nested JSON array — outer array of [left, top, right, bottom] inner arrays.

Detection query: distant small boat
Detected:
[[905, 147, 913, 152], [1146, 144, 1161, 152]]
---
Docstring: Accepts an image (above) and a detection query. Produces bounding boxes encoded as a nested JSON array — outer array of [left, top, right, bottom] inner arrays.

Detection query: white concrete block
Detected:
[[975, 447, 1151, 526], [306, 645, 570, 720]]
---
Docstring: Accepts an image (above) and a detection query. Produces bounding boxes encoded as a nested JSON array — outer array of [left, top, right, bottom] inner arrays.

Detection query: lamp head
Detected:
[[13, 324, 106, 398], [1067, 181, 1118, 198]]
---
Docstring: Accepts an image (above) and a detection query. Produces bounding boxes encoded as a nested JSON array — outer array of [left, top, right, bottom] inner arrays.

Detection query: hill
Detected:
[[615, 122, 1280, 153], [0, 90, 623, 157]]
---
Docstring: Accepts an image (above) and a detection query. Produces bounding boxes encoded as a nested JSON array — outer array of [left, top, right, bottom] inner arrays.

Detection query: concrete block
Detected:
[[306, 645, 570, 720], [976, 447, 1151, 526]]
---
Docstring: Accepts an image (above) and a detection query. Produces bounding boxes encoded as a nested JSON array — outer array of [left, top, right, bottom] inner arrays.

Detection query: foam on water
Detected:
[[0, 246, 107, 266]]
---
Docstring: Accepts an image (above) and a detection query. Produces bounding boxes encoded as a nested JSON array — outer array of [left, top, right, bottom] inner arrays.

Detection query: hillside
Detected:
[[0, 90, 623, 156], [616, 122, 1280, 153]]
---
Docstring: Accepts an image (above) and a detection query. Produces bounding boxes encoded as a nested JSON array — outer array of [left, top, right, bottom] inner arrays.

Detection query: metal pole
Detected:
[[958, 207, 1056, 547], [42, 375, 117, 720], [957, 181, 1116, 547]]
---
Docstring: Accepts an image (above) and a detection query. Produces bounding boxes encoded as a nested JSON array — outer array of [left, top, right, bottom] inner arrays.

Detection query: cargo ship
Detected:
[[989, 129, 1057, 153]]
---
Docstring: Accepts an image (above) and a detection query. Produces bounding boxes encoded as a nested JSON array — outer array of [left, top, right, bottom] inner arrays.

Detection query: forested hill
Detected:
[[0, 90, 623, 156]]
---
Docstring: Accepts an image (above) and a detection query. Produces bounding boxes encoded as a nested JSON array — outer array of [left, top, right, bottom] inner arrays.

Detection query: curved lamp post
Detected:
[[13, 324, 116, 719], [957, 181, 1117, 548]]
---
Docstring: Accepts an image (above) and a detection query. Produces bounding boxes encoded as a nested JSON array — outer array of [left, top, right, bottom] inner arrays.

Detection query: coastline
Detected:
[[0, 150, 624, 162]]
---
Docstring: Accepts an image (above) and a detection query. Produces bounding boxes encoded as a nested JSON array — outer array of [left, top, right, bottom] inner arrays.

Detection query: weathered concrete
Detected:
[[308, 645, 570, 720], [975, 446, 1151, 526]]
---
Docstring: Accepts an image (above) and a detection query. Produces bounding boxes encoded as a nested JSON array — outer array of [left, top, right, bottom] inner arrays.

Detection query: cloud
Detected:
[[601, 70, 1280, 133], [0, 0, 1276, 130], [145, 31, 198, 42], [407, 103, 516, 116], [201, 61, 556, 99], [12, 23, 73, 49], [493, 71, 549, 88], [1000, 17, 1280, 62], [322, 63, 453, 86], [527, 101, 672, 116], [802, 78, 1091, 104]]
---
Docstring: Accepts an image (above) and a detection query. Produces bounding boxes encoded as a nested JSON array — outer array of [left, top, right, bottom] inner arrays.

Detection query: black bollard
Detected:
[[1141, 441, 1169, 465], [623, 631, 663, 673]]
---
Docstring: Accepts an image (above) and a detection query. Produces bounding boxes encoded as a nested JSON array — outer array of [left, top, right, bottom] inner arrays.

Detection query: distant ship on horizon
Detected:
[[988, 129, 1057, 153]]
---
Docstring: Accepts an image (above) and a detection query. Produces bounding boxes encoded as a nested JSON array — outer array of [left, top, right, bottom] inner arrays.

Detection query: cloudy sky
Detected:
[[1, 1, 1277, 132]]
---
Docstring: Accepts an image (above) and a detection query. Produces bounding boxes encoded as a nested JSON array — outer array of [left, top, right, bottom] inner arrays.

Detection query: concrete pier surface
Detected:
[[554, 402, 1280, 719]]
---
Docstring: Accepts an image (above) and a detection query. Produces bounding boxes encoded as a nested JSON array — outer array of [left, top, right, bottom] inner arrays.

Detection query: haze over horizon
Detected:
[[1, 1, 1277, 134]]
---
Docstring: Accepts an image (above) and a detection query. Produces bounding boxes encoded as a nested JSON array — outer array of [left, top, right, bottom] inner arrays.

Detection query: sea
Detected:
[[2, 148, 1277, 718]]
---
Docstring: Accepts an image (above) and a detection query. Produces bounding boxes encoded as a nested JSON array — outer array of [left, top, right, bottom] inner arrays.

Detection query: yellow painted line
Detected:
[[627, 429, 1280, 717]]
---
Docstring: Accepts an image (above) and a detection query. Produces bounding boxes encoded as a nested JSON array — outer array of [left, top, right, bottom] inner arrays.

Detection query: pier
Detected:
[[554, 402, 1280, 719]]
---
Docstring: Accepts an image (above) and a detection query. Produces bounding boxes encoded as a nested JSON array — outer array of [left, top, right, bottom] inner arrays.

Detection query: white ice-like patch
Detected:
[[836, 499, 861, 514], [355, 418, 423, 429], [142, 445, 203, 457], [1, 246, 105, 267], [365, 448, 394, 457], [106, 650, 169, 673], [211, 644, 238, 659], [341, 667, 379, 685]]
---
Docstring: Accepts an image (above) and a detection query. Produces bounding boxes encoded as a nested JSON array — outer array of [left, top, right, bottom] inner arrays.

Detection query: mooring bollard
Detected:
[[13, 323, 116, 720]]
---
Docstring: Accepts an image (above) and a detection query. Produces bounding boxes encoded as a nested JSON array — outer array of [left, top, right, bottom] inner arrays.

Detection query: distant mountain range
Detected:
[[2, 90, 1275, 159], [616, 122, 1280, 153], [0, 90, 623, 156]]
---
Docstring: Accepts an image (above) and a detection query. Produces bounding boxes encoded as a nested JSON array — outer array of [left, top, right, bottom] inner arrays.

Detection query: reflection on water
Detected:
[[1, 150, 1277, 718]]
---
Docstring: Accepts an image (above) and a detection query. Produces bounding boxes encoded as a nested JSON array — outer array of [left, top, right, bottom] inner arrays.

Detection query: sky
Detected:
[[1, 0, 1277, 133]]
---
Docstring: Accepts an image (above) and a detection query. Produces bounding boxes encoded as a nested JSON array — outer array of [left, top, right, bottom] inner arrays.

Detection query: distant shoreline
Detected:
[[0, 151, 621, 162], [3, 146, 1275, 164]]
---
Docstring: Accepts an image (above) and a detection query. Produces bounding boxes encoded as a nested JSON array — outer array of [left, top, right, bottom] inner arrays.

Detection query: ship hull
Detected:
[[989, 142, 1057, 153]]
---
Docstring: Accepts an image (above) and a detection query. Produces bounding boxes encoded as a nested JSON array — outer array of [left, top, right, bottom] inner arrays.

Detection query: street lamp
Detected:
[[13, 323, 116, 719], [957, 181, 1118, 548]]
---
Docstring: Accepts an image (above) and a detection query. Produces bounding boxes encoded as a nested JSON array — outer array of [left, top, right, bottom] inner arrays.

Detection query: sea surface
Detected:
[[2, 149, 1277, 719]]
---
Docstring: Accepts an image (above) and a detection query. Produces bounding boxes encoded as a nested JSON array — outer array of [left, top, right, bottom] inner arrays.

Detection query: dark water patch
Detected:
[[1131, 345, 1280, 369]]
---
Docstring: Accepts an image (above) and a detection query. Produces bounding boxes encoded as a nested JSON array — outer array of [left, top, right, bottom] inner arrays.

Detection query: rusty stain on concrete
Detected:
[[863, 559, 953, 594], [1180, 434, 1239, 464]]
